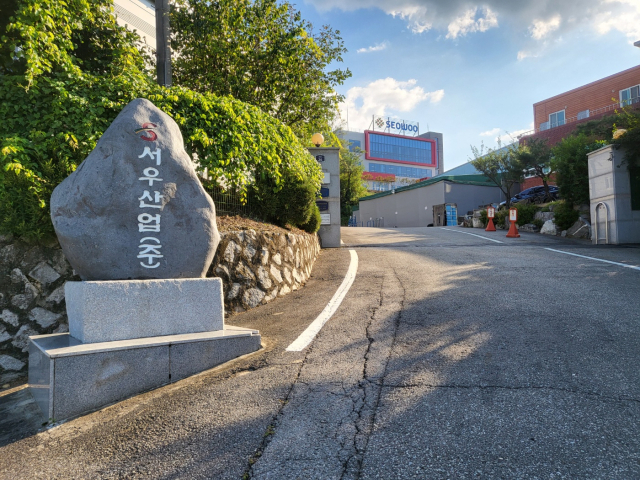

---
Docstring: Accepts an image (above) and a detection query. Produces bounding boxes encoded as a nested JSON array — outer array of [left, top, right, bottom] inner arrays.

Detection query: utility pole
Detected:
[[156, 0, 172, 86]]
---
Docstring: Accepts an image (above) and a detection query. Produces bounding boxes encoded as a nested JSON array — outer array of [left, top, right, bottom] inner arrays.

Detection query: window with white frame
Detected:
[[620, 85, 639, 107], [549, 110, 565, 128]]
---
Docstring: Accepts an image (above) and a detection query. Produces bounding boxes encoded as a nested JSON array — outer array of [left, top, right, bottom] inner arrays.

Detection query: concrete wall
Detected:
[[418, 131, 444, 174], [309, 147, 341, 248], [444, 183, 507, 216], [589, 145, 640, 244], [359, 180, 507, 228], [359, 183, 445, 227]]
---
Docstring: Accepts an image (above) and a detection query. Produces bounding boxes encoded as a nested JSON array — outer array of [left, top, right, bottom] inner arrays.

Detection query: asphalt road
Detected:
[[1, 226, 640, 479]]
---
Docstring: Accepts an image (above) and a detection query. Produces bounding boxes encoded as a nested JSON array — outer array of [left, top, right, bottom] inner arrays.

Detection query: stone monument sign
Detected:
[[50, 98, 220, 281], [28, 99, 261, 422]]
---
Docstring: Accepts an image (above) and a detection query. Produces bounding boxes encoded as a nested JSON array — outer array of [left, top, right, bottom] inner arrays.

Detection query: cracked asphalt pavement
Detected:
[[1, 226, 640, 479]]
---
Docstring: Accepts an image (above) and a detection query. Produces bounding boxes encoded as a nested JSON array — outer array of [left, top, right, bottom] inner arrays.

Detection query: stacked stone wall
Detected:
[[0, 236, 77, 385], [208, 230, 320, 312], [0, 230, 320, 385]]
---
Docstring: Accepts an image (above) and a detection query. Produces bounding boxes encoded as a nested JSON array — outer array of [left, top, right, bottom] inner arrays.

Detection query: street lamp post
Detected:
[[156, 0, 172, 87]]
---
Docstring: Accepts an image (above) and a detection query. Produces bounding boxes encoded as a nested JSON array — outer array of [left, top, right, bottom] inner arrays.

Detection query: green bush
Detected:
[[252, 177, 317, 229], [300, 204, 322, 234], [494, 209, 508, 228], [552, 134, 607, 207], [0, 0, 322, 240], [553, 201, 579, 231], [479, 209, 488, 227], [532, 218, 544, 229], [514, 202, 539, 226]]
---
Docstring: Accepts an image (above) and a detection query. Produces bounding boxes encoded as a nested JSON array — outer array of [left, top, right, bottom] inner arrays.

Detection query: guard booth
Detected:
[[308, 147, 341, 247], [433, 203, 458, 226], [588, 145, 640, 244]]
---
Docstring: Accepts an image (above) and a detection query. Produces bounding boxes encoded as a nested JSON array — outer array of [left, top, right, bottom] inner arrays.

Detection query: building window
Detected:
[[577, 109, 590, 120], [549, 110, 565, 128], [349, 140, 361, 152], [367, 133, 433, 164], [368, 163, 431, 178], [620, 85, 640, 107]]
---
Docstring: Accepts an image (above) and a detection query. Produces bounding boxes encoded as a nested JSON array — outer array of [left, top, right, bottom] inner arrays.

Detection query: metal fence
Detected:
[[347, 217, 385, 227], [205, 185, 255, 217]]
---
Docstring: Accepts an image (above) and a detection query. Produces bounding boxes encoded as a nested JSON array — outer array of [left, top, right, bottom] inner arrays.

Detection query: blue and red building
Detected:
[[340, 125, 444, 192]]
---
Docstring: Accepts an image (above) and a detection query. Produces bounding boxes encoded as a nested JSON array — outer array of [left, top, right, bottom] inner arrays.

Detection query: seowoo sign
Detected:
[[373, 116, 419, 137]]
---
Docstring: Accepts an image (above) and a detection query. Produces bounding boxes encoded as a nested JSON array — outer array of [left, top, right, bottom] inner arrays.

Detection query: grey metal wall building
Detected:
[[358, 175, 507, 227]]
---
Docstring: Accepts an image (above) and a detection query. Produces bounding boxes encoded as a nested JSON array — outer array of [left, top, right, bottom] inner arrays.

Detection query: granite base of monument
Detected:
[[66, 278, 225, 343], [29, 328, 261, 422], [28, 277, 261, 422]]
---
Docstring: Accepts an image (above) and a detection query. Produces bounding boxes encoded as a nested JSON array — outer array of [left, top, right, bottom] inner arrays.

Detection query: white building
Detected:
[[113, 0, 156, 48]]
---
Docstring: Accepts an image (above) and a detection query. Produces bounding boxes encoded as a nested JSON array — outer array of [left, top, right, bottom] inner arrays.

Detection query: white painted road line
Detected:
[[545, 248, 640, 271], [286, 249, 359, 352], [441, 227, 504, 244]]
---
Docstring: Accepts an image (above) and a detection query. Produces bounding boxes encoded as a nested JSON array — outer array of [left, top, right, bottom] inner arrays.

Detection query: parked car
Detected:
[[499, 185, 559, 208]]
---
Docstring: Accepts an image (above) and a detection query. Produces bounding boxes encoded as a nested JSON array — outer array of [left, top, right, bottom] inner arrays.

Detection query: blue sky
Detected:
[[295, 0, 640, 171]]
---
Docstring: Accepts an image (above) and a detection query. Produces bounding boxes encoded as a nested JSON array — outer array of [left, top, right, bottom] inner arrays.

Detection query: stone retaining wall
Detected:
[[208, 230, 320, 312], [0, 230, 320, 385]]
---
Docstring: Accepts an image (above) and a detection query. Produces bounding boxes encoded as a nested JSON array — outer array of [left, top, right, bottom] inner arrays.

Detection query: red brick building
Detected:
[[520, 64, 640, 189]]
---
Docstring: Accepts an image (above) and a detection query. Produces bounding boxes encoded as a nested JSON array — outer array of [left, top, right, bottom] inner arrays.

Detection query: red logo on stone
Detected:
[[135, 123, 158, 141]]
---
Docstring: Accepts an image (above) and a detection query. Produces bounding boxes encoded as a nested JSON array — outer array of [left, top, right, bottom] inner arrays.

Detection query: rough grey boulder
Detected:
[[540, 219, 557, 235], [520, 223, 540, 233], [51, 98, 219, 280], [566, 218, 591, 239]]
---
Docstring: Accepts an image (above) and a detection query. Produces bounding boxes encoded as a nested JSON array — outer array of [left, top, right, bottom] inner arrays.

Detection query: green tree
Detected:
[[611, 109, 640, 170], [339, 146, 367, 225], [0, 0, 322, 240], [517, 138, 554, 199], [551, 134, 606, 207], [470, 139, 523, 208], [171, 0, 351, 138]]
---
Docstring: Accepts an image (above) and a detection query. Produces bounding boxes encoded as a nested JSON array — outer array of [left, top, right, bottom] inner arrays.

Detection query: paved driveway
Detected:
[[1, 226, 639, 479]]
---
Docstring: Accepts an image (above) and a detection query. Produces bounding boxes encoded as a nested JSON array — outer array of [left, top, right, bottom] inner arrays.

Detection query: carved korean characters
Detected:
[[50, 98, 220, 280]]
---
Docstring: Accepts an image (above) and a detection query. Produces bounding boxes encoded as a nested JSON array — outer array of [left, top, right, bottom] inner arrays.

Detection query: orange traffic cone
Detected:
[[506, 220, 520, 238], [485, 218, 496, 232]]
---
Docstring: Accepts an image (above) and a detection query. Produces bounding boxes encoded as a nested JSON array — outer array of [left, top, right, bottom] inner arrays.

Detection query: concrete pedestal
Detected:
[[29, 328, 261, 422], [29, 276, 262, 422], [66, 278, 225, 344]]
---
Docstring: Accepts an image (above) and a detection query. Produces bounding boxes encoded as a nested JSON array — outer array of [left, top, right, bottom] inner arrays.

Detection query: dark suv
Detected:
[[500, 185, 559, 207]]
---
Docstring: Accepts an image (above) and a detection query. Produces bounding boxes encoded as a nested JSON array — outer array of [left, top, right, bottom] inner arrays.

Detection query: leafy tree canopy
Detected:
[[171, 0, 351, 139], [517, 137, 554, 197], [550, 134, 606, 207], [339, 145, 367, 225], [0, 0, 321, 240], [470, 139, 522, 207]]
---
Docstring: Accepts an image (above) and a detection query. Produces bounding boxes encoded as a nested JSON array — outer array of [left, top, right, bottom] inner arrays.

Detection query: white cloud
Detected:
[[479, 127, 501, 137], [477, 124, 534, 143], [595, 0, 640, 42], [446, 7, 498, 39], [529, 15, 561, 40], [507, 126, 535, 139], [388, 5, 433, 33], [357, 42, 388, 53], [306, 0, 640, 46], [339, 78, 444, 131], [517, 50, 538, 61]]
